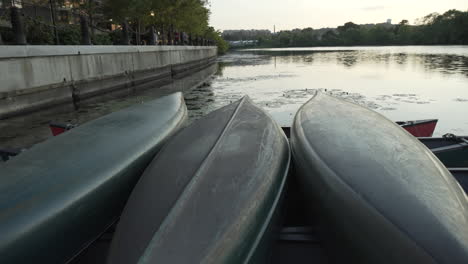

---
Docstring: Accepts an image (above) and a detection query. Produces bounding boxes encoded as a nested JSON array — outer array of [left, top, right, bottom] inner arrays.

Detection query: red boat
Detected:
[[49, 122, 76, 136], [396, 119, 438, 137]]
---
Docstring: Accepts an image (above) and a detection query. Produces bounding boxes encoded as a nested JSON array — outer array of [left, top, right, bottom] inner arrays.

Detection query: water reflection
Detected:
[[214, 62, 227, 77], [0, 63, 219, 149], [337, 52, 359, 67], [417, 54, 468, 76], [225, 48, 468, 77], [189, 46, 468, 135], [394, 53, 408, 65]]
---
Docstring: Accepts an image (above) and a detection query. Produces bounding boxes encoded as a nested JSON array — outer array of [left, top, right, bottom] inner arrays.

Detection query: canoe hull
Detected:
[[107, 97, 290, 264], [398, 119, 438, 137], [0, 93, 187, 263], [291, 92, 468, 263]]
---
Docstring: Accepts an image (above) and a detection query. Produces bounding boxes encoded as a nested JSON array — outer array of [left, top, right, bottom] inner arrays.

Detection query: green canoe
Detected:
[[0, 93, 187, 263]]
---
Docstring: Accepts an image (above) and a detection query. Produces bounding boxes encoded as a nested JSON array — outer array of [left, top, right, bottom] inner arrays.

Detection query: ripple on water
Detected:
[[216, 73, 296, 84], [374, 94, 431, 105], [259, 88, 382, 110]]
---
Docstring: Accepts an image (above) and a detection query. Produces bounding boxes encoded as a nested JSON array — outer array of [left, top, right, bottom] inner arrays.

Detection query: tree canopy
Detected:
[[101, 0, 227, 52], [103, 0, 210, 35], [3, 0, 227, 52]]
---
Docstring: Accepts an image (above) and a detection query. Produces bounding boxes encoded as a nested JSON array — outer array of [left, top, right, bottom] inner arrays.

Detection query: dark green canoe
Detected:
[[420, 136, 468, 167], [107, 96, 290, 264], [0, 93, 187, 263], [291, 91, 468, 264]]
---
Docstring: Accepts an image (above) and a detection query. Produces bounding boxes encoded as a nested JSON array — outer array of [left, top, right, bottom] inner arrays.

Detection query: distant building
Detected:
[[376, 19, 395, 28]]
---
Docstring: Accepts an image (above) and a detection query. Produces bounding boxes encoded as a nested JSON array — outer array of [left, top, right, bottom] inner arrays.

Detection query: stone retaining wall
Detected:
[[0, 45, 217, 119]]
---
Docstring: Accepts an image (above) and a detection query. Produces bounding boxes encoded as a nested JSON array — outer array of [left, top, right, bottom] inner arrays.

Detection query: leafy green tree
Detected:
[[321, 30, 339, 46], [337, 22, 359, 32], [394, 20, 412, 44], [204, 26, 228, 54], [103, 0, 214, 43]]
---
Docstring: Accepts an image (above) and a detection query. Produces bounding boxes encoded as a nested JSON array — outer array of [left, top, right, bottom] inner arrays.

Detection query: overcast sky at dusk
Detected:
[[210, 0, 468, 31]]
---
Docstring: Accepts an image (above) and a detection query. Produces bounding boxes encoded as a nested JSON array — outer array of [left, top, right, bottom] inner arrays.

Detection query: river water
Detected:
[[2, 46, 468, 151], [186, 46, 468, 136]]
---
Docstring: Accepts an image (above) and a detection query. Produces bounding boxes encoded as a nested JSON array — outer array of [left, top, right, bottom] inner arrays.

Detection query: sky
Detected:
[[209, 0, 468, 31]]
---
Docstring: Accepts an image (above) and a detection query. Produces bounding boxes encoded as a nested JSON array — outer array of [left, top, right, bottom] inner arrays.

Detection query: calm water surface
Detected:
[[2, 46, 467, 150], [186, 46, 468, 136]]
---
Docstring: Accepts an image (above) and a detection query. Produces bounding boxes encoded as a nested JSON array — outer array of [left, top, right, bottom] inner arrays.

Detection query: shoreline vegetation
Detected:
[[0, 0, 229, 54], [105, 0, 228, 53], [223, 9, 468, 49]]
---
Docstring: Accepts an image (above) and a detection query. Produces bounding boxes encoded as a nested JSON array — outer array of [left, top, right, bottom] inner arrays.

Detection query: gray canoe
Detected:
[[0, 93, 187, 263], [107, 96, 290, 264], [290, 92, 468, 263]]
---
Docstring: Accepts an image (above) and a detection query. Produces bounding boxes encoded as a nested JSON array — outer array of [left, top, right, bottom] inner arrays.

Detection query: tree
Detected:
[[204, 26, 228, 54], [321, 30, 339, 46], [236, 9, 468, 48], [337, 22, 359, 32], [394, 20, 411, 44]]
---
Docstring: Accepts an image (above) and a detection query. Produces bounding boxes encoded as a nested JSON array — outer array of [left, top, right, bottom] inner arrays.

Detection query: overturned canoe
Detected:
[[0, 93, 187, 264], [291, 92, 468, 263], [107, 96, 290, 264], [396, 119, 438, 137]]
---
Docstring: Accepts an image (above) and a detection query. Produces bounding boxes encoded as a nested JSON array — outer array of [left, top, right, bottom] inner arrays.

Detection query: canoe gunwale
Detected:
[[431, 142, 468, 154], [449, 168, 468, 173]]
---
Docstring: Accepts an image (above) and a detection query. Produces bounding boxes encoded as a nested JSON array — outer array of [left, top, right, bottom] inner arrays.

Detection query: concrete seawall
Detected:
[[0, 45, 217, 119]]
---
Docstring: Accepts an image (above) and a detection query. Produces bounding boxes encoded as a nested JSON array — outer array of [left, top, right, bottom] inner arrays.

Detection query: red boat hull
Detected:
[[49, 123, 76, 136], [399, 119, 438, 137]]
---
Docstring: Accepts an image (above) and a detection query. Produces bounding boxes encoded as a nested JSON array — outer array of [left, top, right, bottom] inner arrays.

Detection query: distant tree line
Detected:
[[251, 9, 468, 47]]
